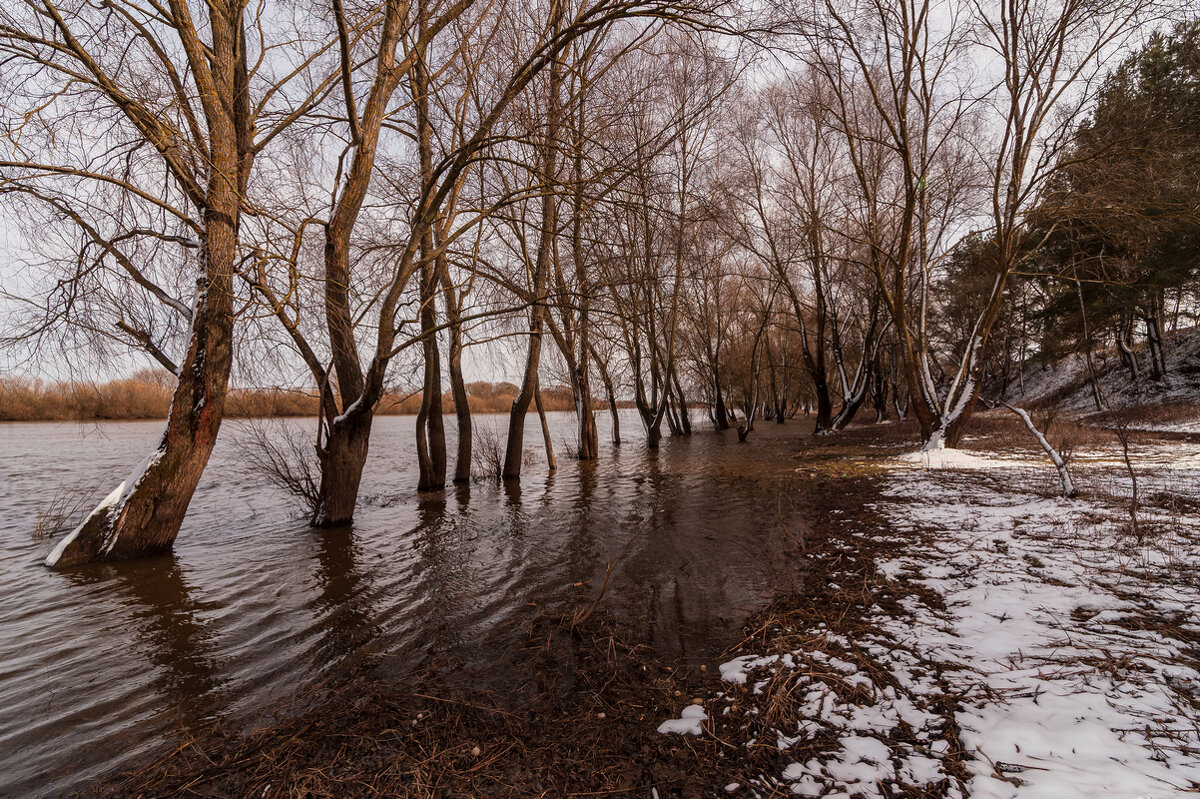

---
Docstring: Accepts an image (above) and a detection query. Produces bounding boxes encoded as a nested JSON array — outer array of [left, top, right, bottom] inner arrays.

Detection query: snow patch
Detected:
[[44, 446, 165, 566], [657, 704, 707, 735]]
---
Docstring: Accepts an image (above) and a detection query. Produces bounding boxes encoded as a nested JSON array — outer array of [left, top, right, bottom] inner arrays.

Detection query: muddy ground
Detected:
[[75, 416, 1190, 799]]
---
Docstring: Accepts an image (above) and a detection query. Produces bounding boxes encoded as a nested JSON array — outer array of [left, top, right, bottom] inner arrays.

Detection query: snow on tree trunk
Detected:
[[1002, 402, 1077, 498]]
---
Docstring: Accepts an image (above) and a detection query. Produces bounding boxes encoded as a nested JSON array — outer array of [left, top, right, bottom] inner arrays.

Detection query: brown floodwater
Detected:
[[0, 412, 809, 798]]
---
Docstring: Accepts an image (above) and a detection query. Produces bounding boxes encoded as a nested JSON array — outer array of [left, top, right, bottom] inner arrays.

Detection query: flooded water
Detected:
[[0, 412, 808, 797]]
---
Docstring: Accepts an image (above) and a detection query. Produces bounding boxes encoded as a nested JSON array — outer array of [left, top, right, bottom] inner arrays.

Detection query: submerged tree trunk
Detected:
[[444, 279, 472, 483], [575, 368, 599, 460], [504, 307, 548, 480], [47, 275, 236, 566], [591, 343, 620, 445], [672, 370, 692, 435], [712, 372, 731, 430], [313, 410, 374, 526], [535, 386, 557, 470], [306, 0, 410, 525], [415, 352, 447, 490], [415, 265, 446, 491], [503, 7, 562, 480], [414, 34, 446, 492]]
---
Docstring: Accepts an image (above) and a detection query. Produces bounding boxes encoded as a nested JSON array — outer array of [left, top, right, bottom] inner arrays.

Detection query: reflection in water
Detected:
[[564, 460, 600, 584], [79, 555, 223, 718], [0, 413, 810, 797], [306, 525, 380, 671], [412, 496, 473, 652], [502, 477, 522, 506]]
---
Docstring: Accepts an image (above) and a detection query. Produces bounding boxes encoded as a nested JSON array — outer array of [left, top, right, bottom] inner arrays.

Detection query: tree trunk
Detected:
[[46, 278, 235, 566], [46, 8, 248, 566], [445, 294, 472, 483], [504, 322, 546, 480], [414, 30, 445, 493], [1145, 308, 1166, 380], [647, 423, 662, 449], [503, 7, 562, 480], [313, 411, 373, 527], [308, 0, 410, 526], [672, 370, 692, 435], [665, 394, 682, 436], [574, 357, 599, 460], [415, 266, 446, 491], [1074, 275, 1104, 412], [713, 370, 730, 430], [1118, 318, 1140, 382], [535, 386, 557, 470], [591, 344, 620, 445]]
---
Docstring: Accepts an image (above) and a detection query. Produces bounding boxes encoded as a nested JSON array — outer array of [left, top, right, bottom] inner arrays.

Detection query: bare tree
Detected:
[[1, 0, 330, 565]]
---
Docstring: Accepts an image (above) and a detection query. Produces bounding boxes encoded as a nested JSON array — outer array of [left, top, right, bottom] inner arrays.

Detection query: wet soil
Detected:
[[72, 421, 943, 799]]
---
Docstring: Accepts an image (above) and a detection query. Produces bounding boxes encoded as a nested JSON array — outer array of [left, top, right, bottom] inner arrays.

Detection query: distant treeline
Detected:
[[0, 373, 608, 422]]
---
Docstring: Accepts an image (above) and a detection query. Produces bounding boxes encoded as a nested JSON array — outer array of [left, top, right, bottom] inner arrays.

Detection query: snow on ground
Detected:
[[1008, 325, 1200, 414], [874, 463, 1200, 799], [658, 703, 708, 735], [665, 440, 1200, 797], [895, 448, 1021, 471]]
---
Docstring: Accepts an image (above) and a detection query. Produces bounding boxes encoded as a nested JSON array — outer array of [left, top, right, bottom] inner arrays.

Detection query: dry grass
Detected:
[[0, 373, 173, 421], [1078, 400, 1200, 431], [240, 419, 323, 518], [705, 467, 970, 798], [470, 425, 506, 481], [32, 479, 99, 540], [0, 376, 603, 422]]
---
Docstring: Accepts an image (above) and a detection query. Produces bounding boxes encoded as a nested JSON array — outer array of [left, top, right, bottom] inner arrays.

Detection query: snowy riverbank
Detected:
[[663, 440, 1200, 797]]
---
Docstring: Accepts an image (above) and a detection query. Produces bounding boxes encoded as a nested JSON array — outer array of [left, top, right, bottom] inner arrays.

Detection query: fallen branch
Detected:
[[1000, 401, 1077, 498], [571, 508, 657, 630]]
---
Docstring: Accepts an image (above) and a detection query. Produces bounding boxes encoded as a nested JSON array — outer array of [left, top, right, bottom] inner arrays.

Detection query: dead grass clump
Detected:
[[32, 479, 98, 540], [241, 420, 322, 517]]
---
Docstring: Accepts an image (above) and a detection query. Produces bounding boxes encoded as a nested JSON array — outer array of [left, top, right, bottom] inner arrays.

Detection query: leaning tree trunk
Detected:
[[47, 274, 235, 566], [504, 315, 547, 480], [46, 23, 248, 566], [672, 370, 692, 435], [1002, 402, 1077, 498], [535, 386, 557, 471]]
